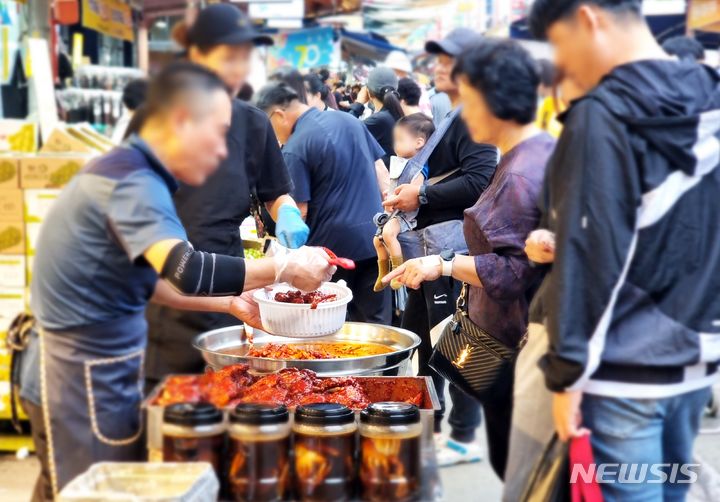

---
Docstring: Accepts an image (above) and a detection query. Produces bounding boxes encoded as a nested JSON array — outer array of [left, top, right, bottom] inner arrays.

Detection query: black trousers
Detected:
[[21, 398, 53, 502], [401, 276, 481, 441], [481, 391, 513, 480], [333, 257, 391, 324]]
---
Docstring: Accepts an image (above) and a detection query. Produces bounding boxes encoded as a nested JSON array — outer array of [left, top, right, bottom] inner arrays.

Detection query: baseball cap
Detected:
[[367, 66, 399, 95], [425, 28, 482, 57], [188, 4, 273, 48], [385, 50, 413, 74]]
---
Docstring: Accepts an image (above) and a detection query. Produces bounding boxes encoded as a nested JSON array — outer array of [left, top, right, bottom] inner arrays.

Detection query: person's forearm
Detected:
[[151, 280, 232, 313], [244, 257, 279, 290], [425, 174, 486, 211], [451, 255, 483, 288], [265, 194, 297, 221]]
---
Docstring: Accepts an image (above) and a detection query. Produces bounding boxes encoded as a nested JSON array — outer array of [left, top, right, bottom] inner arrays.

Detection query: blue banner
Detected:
[[269, 27, 335, 70]]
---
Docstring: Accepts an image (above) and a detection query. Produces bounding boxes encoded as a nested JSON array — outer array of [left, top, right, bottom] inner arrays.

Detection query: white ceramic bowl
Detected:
[[252, 281, 353, 338]]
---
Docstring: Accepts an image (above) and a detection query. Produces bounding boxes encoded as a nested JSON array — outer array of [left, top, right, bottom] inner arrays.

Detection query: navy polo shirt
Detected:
[[282, 108, 385, 261], [31, 137, 187, 331]]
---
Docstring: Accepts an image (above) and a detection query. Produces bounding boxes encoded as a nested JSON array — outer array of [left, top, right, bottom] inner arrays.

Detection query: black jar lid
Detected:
[[231, 403, 289, 425], [163, 402, 223, 427], [295, 403, 355, 426], [360, 402, 420, 426]]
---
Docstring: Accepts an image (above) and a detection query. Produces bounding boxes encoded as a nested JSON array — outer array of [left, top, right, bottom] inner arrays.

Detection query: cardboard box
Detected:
[[0, 255, 26, 287], [26, 256, 34, 287], [0, 347, 9, 381], [0, 156, 21, 188], [24, 189, 61, 223], [25, 222, 42, 257], [21, 155, 89, 189], [40, 127, 95, 154], [0, 189, 23, 221], [0, 221, 25, 255], [0, 287, 26, 334], [0, 120, 38, 153]]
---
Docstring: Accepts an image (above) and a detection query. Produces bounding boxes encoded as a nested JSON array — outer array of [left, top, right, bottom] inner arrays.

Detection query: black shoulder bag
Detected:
[[429, 283, 524, 402]]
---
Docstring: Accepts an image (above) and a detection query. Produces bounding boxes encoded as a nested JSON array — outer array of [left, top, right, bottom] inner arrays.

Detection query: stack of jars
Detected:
[[161, 401, 423, 502]]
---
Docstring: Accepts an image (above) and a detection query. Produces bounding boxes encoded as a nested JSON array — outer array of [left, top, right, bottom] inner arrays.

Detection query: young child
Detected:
[[374, 113, 435, 291]]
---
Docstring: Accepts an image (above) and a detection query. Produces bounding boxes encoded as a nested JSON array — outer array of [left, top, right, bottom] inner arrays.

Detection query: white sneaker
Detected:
[[433, 432, 448, 451], [436, 438, 483, 468]]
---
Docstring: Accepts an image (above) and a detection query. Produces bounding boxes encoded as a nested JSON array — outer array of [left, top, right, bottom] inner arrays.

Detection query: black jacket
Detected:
[[417, 114, 498, 229], [539, 60, 720, 397]]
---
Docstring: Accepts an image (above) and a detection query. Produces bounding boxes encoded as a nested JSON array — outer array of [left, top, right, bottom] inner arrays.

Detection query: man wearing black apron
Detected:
[[22, 63, 335, 499], [145, 5, 309, 390]]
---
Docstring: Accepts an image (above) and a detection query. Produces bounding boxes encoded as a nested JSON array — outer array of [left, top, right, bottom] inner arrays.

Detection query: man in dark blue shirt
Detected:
[[256, 82, 392, 324]]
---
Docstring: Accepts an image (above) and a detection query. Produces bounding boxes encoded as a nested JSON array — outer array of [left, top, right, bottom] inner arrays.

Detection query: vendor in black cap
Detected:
[[144, 4, 310, 391]]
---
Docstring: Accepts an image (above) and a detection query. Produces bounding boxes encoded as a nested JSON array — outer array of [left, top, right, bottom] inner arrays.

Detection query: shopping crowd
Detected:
[[16, 0, 720, 501]]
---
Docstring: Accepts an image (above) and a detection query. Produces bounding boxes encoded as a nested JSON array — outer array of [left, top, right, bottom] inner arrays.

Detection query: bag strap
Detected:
[[427, 167, 460, 186], [249, 192, 267, 239], [455, 282, 469, 314], [397, 107, 461, 185]]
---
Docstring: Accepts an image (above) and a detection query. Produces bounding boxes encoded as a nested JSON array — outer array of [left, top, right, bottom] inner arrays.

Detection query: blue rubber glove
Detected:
[[276, 204, 309, 249]]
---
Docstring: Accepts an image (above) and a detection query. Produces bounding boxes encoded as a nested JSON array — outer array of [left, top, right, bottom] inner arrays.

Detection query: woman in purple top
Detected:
[[384, 39, 556, 479]]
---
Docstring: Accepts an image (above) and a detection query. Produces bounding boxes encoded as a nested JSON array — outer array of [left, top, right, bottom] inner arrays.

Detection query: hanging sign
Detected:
[[81, 0, 133, 42], [268, 27, 335, 70]]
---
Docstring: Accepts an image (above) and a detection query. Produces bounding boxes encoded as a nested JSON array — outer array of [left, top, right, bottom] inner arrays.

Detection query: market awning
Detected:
[[339, 29, 403, 63]]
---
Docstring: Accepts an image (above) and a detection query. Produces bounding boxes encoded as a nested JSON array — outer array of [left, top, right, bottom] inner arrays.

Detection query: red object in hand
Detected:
[[321, 247, 355, 270], [569, 435, 604, 502]]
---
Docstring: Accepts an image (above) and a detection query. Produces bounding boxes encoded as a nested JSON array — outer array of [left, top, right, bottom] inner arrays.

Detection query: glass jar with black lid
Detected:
[[293, 403, 358, 501], [228, 403, 291, 502], [162, 402, 225, 478], [359, 402, 422, 502]]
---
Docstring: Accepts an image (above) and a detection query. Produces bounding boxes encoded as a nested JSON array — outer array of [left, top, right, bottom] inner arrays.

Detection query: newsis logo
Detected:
[[570, 463, 701, 485]]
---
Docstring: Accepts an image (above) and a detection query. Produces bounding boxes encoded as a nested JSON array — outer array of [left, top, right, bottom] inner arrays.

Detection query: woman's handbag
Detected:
[[428, 283, 523, 402]]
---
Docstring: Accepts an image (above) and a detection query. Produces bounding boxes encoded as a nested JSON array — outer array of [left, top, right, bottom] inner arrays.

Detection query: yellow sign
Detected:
[[82, 0, 134, 42], [689, 0, 720, 32]]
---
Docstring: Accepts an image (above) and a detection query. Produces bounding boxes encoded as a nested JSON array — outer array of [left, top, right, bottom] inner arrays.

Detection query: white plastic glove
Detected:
[[273, 246, 337, 292]]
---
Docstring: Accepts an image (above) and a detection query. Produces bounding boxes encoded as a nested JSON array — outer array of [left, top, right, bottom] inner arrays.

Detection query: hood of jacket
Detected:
[[584, 59, 720, 174]]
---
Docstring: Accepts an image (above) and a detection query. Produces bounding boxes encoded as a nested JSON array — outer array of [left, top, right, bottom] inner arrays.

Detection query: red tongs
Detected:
[[321, 247, 356, 270]]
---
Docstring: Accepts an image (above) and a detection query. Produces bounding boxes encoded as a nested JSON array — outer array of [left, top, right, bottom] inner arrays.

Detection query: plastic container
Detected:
[[293, 403, 358, 501], [228, 404, 291, 502], [58, 462, 219, 502], [162, 403, 225, 480], [253, 282, 353, 338], [359, 402, 422, 502]]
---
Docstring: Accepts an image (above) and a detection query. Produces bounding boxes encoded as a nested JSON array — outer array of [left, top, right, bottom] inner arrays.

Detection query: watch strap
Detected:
[[441, 256, 454, 277]]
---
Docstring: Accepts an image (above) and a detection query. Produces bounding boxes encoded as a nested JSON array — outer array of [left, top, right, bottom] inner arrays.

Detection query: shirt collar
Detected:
[[292, 107, 320, 134], [126, 135, 180, 193]]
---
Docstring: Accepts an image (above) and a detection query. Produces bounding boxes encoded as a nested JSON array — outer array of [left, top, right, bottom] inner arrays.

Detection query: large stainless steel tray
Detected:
[[193, 322, 421, 377]]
